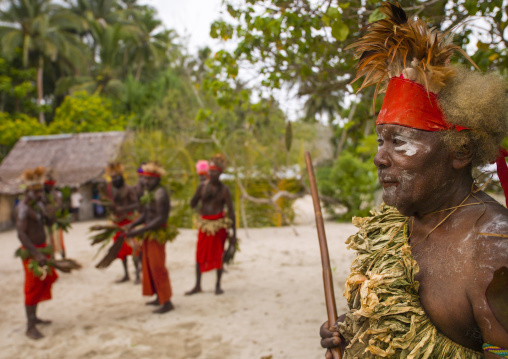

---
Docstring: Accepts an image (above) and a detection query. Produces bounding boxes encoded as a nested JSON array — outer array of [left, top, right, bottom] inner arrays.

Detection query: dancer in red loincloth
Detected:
[[185, 154, 237, 296]]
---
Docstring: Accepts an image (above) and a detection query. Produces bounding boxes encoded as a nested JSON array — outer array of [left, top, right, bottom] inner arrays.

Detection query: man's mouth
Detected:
[[379, 175, 399, 188]]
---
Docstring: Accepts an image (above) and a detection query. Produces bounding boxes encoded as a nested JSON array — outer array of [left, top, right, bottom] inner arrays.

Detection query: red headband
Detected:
[[140, 171, 161, 178], [209, 165, 222, 172], [197, 171, 209, 176], [44, 180, 56, 186], [377, 77, 469, 132]]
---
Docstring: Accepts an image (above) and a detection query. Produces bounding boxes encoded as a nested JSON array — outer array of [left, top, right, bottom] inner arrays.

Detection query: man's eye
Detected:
[[393, 137, 404, 145], [377, 138, 383, 145]]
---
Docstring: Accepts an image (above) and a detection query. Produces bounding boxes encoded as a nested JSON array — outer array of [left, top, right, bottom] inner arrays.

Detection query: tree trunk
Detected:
[[37, 57, 45, 125], [335, 101, 358, 160], [135, 59, 144, 82]]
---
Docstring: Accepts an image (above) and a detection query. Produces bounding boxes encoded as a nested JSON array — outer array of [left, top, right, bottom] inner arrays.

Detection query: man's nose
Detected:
[[373, 147, 391, 169]]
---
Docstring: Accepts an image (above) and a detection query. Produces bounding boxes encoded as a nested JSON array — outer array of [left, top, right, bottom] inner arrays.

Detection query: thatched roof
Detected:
[[0, 131, 126, 194]]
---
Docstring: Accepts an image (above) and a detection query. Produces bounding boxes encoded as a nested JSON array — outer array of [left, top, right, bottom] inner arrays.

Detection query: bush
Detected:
[[49, 91, 126, 134], [0, 112, 47, 148], [317, 151, 378, 221]]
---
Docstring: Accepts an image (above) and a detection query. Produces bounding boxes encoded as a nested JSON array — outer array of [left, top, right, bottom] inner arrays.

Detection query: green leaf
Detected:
[[368, 9, 386, 23], [331, 21, 349, 41], [321, 14, 331, 27], [339, 2, 350, 9], [326, 7, 341, 19]]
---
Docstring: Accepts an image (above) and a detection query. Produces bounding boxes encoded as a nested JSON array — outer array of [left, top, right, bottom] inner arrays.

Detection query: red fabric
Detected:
[[196, 212, 228, 273], [113, 217, 133, 260], [209, 165, 222, 172], [142, 238, 172, 304], [22, 244, 58, 306], [140, 172, 161, 178], [495, 148, 508, 207], [377, 77, 469, 132]]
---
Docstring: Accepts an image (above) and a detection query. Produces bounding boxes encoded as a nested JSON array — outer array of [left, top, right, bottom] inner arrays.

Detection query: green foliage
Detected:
[[49, 91, 126, 133], [0, 113, 47, 148], [317, 151, 378, 220], [0, 57, 39, 115]]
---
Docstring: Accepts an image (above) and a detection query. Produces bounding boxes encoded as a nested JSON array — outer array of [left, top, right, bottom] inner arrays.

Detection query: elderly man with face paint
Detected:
[[320, 3, 508, 359], [185, 154, 237, 296], [104, 162, 140, 283], [125, 162, 174, 314], [15, 167, 58, 340]]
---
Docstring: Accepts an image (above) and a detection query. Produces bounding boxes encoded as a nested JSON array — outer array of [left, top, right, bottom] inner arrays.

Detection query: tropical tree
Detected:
[[125, 7, 177, 81], [0, 0, 86, 124]]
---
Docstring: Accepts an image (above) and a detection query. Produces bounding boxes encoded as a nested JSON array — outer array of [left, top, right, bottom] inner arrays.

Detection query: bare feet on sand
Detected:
[[215, 286, 224, 295], [115, 276, 129, 283], [26, 326, 43, 340], [153, 301, 174, 314], [35, 318, 52, 325], [145, 298, 159, 306], [184, 287, 202, 296]]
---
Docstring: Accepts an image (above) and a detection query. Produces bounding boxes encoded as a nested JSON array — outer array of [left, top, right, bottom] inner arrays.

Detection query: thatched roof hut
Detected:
[[0, 131, 126, 229], [0, 131, 126, 194]]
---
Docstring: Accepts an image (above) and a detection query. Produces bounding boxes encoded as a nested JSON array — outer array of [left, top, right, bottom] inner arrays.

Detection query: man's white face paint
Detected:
[[393, 134, 432, 157]]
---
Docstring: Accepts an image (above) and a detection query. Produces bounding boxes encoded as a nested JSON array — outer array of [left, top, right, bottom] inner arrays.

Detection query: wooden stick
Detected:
[[305, 152, 342, 359]]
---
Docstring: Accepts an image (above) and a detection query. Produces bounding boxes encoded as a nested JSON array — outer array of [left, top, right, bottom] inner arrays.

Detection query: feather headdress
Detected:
[[22, 166, 46, 189], [348, 2, 478, 108], [106, 162, 124, 177], [141, 162, 166, 177], [210, 154, 227, 172]]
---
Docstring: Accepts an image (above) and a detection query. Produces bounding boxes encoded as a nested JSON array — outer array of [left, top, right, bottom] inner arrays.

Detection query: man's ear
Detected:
[[453, 144, 474, 169]]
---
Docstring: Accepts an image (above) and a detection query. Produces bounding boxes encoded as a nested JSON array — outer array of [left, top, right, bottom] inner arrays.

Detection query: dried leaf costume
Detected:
[[339, 205, 482, 358], [337, 2, 507, 357]]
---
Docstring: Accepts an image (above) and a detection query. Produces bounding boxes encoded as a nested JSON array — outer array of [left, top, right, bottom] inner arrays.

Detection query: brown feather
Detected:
[[347, 2, 479, 104]]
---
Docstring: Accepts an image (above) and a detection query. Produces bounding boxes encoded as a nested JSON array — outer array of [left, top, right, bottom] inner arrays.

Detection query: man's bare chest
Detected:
[[411, 236, 482, 348]]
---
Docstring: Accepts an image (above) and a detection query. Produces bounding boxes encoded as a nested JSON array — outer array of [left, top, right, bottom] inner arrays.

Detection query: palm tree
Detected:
[[64, 0, 122, 60], [125, 6, 176, 81], [0, 0, 86, 124], [64, 23, 128, 95]]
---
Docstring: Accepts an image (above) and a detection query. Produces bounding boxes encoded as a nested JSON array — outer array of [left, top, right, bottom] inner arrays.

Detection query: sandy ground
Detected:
[[0, 198, 358, 359]]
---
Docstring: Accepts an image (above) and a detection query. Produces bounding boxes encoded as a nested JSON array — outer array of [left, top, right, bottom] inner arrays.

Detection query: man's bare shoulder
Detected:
[[470, 199, 508, 259], [220, 182, 231, 195], [155, 186, 169, 200]]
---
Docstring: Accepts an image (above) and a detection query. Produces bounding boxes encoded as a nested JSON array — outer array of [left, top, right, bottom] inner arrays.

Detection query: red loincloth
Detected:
[[142, 238, 172, 304], [113, 217, 133, 260], [196, 212, 228, 273], [22, 244, 58, 306]]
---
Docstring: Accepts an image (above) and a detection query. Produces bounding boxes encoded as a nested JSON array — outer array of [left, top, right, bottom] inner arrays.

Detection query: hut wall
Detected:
[[0, 194, 15, 231]]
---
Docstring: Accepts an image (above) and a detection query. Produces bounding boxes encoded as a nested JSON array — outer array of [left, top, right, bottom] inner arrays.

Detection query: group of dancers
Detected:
[[14, 154, 236, 339]]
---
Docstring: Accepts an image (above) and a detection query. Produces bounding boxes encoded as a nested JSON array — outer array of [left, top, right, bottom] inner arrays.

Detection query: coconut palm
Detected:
[[125, 6, 177, 81], [0, 0, 86, 124]]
